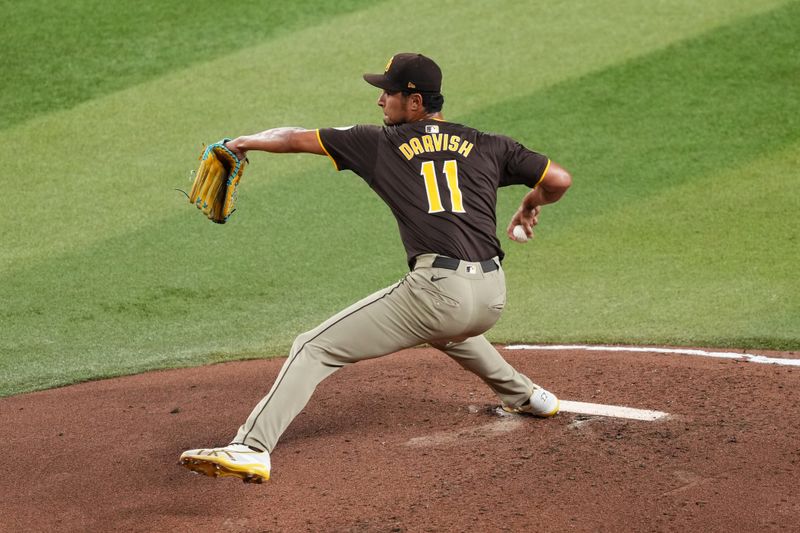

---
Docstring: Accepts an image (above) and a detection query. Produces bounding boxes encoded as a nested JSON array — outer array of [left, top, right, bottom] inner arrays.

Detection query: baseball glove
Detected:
[[188, 139, 247, 224]]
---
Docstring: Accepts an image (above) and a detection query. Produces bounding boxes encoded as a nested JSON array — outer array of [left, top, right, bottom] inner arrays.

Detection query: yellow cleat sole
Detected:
[[180, 456, 270, 484]]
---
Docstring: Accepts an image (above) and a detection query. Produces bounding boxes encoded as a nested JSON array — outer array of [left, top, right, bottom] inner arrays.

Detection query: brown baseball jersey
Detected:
[[317, 119, 550, 265]]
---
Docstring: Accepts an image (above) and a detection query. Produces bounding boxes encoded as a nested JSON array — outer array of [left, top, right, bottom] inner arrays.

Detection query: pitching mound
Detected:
[[2, 346, 798, 531]]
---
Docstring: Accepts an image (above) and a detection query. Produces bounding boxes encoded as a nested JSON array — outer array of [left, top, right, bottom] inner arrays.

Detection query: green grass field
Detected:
[[2, 0, 798, 396]]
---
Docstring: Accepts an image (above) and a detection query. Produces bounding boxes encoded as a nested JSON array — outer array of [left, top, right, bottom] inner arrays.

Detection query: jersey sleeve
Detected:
[[317, 125, 381, 178], [492, 134, 550, 188]]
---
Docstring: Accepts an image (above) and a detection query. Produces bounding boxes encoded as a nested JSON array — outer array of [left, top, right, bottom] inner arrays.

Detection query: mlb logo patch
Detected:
[[425, 125, 439, 134], [465, 265, 476, 274]]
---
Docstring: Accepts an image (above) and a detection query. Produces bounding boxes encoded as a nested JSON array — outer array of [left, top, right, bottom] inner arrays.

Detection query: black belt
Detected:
[[432, 255, 499, 273]]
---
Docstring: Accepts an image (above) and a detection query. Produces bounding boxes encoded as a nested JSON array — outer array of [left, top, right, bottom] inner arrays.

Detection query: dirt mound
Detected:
[[2, 346, 798, 532]]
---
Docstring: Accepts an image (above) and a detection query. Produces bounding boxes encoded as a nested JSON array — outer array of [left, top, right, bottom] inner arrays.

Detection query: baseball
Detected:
[[512, 224, 528, 243]]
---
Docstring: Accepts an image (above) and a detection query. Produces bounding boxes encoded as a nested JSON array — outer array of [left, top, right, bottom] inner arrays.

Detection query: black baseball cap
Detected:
[[363, 53, 442, 93]]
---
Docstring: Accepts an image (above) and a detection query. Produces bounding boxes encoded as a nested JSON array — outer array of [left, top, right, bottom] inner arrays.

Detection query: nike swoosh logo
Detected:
[[430, 275, 448, 282]]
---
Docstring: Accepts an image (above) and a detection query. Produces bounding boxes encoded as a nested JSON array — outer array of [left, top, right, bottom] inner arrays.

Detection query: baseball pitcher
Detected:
[[180, 53, 572, 483]]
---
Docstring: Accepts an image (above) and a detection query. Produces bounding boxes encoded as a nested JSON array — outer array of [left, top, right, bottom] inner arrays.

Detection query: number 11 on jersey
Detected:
[[419, 160, 466, 214]]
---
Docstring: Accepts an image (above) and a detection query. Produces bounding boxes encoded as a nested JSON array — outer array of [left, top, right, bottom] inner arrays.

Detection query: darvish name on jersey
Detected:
[[397, 131, 474, 160]]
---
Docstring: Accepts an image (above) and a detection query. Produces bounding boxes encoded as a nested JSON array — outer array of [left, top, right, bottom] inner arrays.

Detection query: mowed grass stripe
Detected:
[[474, 0, 800, 198], [488, 0, 800, 233], [1, 0, 786, 274], [2, 1, 797, 395], [0, 0, 385, 130]]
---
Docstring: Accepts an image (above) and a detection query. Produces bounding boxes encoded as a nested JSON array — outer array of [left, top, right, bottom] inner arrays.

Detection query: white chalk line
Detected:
[[505, 344, 800, 367]]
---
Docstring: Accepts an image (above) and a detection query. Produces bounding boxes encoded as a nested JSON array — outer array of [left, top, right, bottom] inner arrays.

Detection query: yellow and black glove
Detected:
[[188, 139, 247, 224]]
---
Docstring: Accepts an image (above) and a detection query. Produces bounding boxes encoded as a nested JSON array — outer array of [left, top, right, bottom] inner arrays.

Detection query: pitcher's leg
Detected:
[[234, 275, 438, 452], [436, 335, 534, 409], [232, 334, 340, 453]]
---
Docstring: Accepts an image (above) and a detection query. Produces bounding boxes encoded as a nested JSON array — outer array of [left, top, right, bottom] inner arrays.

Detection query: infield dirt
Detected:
[[2, 346, 798, 532]]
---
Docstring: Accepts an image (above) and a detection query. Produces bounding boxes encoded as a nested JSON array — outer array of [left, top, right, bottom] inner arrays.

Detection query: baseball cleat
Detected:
[[179, 444, 270, 483], [503, 386, 560, 417]]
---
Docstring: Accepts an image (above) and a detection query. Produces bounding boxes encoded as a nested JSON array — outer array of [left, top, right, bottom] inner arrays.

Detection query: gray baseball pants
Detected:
[[234, 253, 536, 453]]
